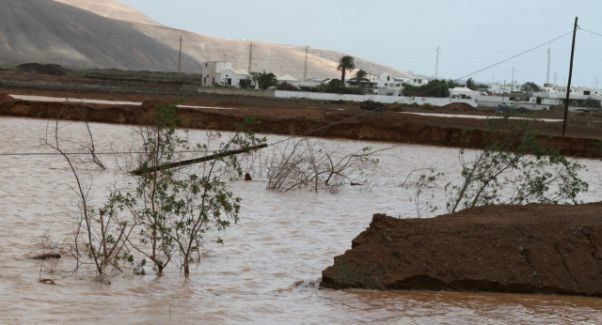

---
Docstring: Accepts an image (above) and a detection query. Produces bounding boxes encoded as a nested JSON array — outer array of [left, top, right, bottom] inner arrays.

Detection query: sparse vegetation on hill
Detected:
[[17, 63, 70, 76]]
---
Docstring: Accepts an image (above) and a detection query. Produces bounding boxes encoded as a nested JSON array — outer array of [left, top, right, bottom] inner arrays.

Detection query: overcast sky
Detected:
[[120, 0, 602, 86]]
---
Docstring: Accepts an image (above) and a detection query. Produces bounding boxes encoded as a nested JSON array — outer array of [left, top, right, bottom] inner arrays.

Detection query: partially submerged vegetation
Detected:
[[45, 104, 266, 279], [323, 125, 597, 295], [265, 139, 380, 192], [403, 125, 589, 217]]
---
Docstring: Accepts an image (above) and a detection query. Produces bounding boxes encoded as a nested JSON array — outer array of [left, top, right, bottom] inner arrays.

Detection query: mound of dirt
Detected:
[[321, 203, 602, 297], [0, 93, 14, 103], [443, 102, 476, 112]]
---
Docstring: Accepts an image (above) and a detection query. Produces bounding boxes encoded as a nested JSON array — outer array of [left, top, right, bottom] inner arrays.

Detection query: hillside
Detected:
[[53, 0, 159, 25], [0, 0, 411, 78], [0, 0, 200, 71]]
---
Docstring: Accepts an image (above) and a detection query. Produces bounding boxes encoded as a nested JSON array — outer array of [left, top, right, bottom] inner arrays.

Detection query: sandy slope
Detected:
[[0, 0, 411, 78], [0, 0, 201, 71]]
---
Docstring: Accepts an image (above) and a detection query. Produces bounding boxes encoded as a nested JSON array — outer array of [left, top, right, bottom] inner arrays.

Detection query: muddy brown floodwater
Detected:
[[1, 117, 601, 324]]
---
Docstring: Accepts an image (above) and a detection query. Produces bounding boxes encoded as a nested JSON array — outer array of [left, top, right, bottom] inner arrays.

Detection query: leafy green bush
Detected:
[[316, 79, 364, 95], [276, 82, 299, 91], [402, 79, 450, 98]]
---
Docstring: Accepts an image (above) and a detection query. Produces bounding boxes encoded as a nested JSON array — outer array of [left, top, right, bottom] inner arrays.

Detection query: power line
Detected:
[[579, 27, 602, 38], [0, 150, 222, 157], [454, 31, 573, 81]]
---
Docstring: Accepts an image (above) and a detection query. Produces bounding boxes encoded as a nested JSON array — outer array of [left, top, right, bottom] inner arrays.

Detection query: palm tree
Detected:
[[337, 56, 356, 83], [354, 69, 368, 86]]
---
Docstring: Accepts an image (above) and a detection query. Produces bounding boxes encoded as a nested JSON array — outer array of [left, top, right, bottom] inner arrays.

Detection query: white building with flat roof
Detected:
[[200, 61, 251, 88], [450, 87, 481, 100]]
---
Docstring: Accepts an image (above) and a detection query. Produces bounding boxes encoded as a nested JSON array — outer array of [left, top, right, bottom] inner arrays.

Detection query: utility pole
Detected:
[[177, 36, 183, 74], [546, 47, 551, 85], [511, 67, 516, 92], [562, 17, 578, 137], [248, 42, 254, 73], [303, 45, 309, 81], [435, 46, 441, 79]]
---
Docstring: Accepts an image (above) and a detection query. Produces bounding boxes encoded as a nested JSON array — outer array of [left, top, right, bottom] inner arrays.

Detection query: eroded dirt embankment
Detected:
[[321, 204, 602, 297], [0, 97, 601, 158]]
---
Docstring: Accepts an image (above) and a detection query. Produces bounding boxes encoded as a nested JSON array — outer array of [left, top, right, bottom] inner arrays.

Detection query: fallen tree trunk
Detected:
[[130, 143, 268, 175], [321, 203, 602, 297]]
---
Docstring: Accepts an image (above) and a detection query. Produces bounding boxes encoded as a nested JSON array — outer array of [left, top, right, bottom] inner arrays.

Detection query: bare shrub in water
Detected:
[[45, 119, 134, 278], [401, 168, 445, 217], [266, 139, 380, 192], [47, 104, 264, 279]]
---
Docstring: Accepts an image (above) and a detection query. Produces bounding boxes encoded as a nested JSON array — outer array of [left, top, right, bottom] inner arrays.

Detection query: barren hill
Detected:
[[53, 0, 159, 25], [0, 0, 411, 78], [0, 0, 200, 71]]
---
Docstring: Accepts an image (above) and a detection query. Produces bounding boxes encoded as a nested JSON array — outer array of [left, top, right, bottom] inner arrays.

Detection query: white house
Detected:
[[277, 74, 300, 86], [298, 78, 333, 88], [530, 90, 602, 109], [372, 73, 403, 96], [200, 61, 251, 88], [450, 87, 481, 100], [398, 77, 429, 87]]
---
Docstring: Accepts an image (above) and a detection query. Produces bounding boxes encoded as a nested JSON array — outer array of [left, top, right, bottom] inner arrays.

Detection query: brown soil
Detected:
[[1, 97, 601, 158], [321, 203, 602, 297], [0, 93, 13, 103]]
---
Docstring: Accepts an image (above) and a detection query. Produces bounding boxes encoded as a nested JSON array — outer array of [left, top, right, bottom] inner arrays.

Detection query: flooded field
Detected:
[[1, 117, 601, 324]]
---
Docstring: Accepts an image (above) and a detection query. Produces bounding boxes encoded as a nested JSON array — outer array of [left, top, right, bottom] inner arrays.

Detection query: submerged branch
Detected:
[[129, 144, 268, 176]]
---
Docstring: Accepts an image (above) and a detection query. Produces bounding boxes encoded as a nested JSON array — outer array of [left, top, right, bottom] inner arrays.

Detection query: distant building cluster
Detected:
[[198, 61, 601, 111]]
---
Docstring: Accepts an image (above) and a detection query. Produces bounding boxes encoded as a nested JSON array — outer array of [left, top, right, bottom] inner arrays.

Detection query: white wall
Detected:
[[274, 91, 478, 108], [216, 69, 249, 87]]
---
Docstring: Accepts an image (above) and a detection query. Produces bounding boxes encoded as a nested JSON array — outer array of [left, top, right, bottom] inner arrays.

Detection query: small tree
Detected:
[[402, 80, 450, 98], [252, 72, 278, 90], [445, 130, 588, 214], [316, 79, 364, 95], [337, 56, 356, 82], [45, 119, 134, 278], [402, 126, 589, 217], [124, 104, 264, 277], [466, 78, 478, 90], [354, 69, 368, 87], [521, 82, 542, 93]]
